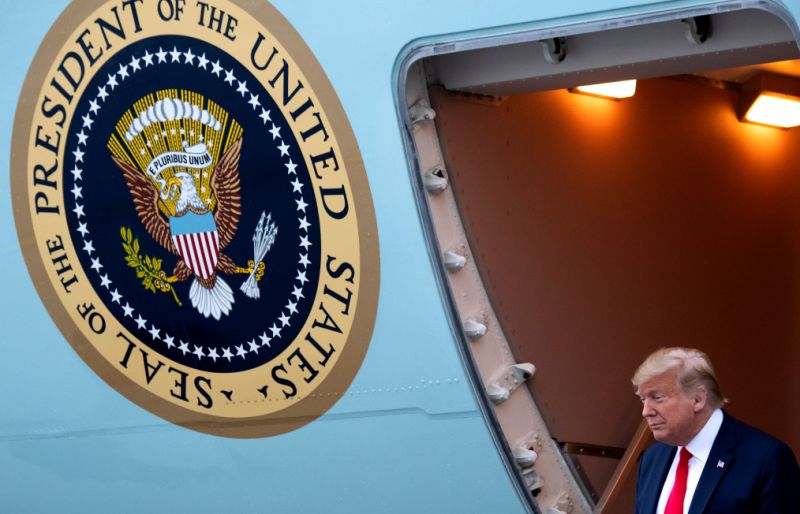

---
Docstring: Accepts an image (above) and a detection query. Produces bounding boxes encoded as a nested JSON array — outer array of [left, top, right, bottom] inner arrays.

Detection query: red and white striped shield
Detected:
[[172, 231, 220, 280]]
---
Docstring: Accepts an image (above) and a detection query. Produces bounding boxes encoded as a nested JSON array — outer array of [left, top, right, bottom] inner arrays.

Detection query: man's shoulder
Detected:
[[720, 412, 799, 474], [722, 413, 787, 450]]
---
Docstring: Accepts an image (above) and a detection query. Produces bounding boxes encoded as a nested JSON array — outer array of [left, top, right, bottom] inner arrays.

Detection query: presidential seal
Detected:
[[11, 0, 379, 437]]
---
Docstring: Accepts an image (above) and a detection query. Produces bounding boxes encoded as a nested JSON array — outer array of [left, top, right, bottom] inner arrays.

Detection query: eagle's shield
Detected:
[[169, 212, 220, 280]]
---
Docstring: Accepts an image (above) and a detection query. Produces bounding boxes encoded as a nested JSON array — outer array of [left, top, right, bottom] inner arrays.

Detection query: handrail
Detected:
[[594, 420, 653, 513]]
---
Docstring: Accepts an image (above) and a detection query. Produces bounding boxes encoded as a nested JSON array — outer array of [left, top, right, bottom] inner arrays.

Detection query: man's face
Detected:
[[635, 371, 703, 446]]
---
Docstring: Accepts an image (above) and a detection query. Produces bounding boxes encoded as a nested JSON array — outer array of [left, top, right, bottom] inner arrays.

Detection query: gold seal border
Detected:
[[11, 0, 380, 438]]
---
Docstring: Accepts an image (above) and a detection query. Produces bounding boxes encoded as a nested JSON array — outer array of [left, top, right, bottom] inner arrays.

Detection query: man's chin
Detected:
[[649, 425, 670, 442]]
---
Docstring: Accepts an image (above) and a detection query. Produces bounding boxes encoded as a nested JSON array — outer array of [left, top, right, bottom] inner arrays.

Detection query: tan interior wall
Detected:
[[429, 77, 800, 507]]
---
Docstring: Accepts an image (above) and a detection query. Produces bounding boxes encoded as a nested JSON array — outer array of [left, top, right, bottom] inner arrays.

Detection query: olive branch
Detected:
[[120, 227, 182, 306]]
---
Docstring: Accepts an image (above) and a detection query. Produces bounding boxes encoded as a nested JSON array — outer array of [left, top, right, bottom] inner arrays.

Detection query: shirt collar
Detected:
[[683, 408, 723, 464]]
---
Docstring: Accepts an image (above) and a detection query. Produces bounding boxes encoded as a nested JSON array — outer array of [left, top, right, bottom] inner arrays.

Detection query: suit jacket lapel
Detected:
[[643, 445, 676, 514], [689, 413, 736, 514]]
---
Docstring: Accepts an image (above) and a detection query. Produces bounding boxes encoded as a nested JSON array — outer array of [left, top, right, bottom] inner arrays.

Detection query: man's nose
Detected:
[[641, 400, 655, 418]]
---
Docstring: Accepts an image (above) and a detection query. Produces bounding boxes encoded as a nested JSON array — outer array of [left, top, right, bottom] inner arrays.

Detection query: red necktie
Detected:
[[664, 447, 692, 514]]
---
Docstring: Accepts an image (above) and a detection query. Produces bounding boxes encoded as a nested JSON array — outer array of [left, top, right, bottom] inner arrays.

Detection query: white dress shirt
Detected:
[[656, 408, 724, 514]]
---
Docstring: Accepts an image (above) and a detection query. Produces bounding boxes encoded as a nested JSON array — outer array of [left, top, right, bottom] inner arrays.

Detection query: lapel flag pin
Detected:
[[717, 460, 725, 469]]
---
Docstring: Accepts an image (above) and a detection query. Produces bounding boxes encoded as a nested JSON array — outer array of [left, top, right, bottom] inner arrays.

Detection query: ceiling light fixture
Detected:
[[739, 73, 800, 128], [570, 80, 637, 100]]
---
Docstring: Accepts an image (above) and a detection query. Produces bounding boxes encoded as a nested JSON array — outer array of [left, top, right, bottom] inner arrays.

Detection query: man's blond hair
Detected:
[[632, 347, 727, 408]]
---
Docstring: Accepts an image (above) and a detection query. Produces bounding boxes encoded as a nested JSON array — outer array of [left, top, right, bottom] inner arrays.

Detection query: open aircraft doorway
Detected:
[[397, 3, 800, 513]]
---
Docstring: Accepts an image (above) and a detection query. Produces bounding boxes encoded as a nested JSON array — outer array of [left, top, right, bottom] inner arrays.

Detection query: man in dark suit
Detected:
[[632, 347, 799, 514]]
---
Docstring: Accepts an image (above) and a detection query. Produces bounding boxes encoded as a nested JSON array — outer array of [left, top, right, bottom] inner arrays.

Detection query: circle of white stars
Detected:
[[68, 44, 316, 365]]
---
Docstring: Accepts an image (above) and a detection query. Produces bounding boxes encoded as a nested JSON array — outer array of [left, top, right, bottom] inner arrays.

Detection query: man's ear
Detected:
[[692, 389, 708, 412]]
